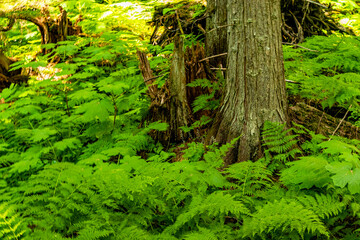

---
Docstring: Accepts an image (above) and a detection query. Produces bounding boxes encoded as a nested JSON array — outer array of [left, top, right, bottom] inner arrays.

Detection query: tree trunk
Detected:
[[207, 0, 288, 165], [205, 0, 227, 68]]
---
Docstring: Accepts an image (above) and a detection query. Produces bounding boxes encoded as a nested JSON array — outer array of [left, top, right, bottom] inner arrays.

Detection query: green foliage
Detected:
[[281, 156, 331, 189], [241, 199, 329, 239], [0, 0, 360, 239], [187, 78, 221, 113], [296, 193, 345, 219], [225, 161, 272, 196], [284, 35, 360, 124]]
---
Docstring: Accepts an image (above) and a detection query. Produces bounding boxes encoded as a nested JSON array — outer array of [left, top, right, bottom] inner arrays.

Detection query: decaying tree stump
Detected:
[[168, 36, 193, 143], [136, 50, 159, 100], [140, 36, 194, 145], [0, 5, 82, 54], [138, 37, 216, 146], [184, 43, 215, 120]]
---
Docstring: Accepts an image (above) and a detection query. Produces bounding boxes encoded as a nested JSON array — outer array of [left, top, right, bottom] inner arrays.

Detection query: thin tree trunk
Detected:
[[207, 0, 288, 165]]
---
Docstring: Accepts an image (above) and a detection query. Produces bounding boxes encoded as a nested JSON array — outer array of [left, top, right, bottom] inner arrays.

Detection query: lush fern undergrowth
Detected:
[[0, 33, 360, 238], [1, 2, 360, 238], [284, 34, 360, 124]]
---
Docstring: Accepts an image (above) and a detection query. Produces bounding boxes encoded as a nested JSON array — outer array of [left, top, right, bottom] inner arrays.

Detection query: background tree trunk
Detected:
[[207, 0, 288, 165], [205, 0, 227, 68]]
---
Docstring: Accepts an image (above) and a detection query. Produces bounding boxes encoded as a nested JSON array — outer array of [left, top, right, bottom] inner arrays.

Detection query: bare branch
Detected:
[[285, 79, 300, 84], [329, 104, 352, 140], [210, 67, 227, 71], [199, 53, 227, 63], [207, 24, 234, 34], [306, 0, 328, 8], [282, 42, 319, 52]]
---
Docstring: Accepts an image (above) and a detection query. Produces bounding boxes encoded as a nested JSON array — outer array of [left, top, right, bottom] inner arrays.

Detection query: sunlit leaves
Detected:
[[75, 99, 113, 122], [30, 128, 57, 142], [281, 156, 331, 189], [326, 162, 360, 194], [53, 137, 81, 151]]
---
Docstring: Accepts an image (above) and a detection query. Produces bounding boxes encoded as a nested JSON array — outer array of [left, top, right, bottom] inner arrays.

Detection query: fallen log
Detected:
[[289, 102, 360, 140]]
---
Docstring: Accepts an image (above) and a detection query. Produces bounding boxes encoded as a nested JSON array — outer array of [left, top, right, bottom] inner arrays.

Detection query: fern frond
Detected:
[[241, 199, 329, 238], [183, 226, 223, 240], [76, 228, 113, 240], [261, 121, 301, 171], [163, 191, 249, 235], [0, 203, 26, 240], [297, 194, 345, 219], [225, 161, 272, 196]]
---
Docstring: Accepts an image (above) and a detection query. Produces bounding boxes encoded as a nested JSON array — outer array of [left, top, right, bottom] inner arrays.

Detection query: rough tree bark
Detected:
[[207, 0, 288, 165], [205, 0, 228, 68], [0, 6, 82, 54]]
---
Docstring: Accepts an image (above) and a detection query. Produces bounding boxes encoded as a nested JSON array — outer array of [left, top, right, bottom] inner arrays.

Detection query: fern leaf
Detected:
[[297, 194, 345, 219], [0, 203, 26, 240], [241, 199, 329, 238], [225, 161, 272, 195], [183, 227, 220, 240], [163, 191, 249, 235]]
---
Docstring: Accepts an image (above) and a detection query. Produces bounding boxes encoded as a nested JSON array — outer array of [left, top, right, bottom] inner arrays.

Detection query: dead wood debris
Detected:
[[138, 42, 216, 146], [0, 52, 28, 91], [149, 0, 206, 46], [149, 0, 353, 46]]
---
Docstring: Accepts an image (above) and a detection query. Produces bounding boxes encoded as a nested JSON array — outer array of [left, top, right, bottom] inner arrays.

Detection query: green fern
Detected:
[[0, 203, 26, 240], [163, 191, 249, 236], [297, 194, 345, 219], [183, 226, 230, 240], [241, 198, 329, 239], [260, 121, 302, 171], [284, 35, 360, 123], [225, 161, 272, 196]]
